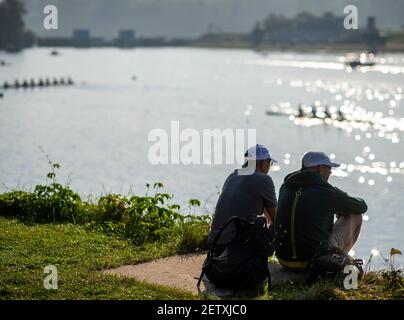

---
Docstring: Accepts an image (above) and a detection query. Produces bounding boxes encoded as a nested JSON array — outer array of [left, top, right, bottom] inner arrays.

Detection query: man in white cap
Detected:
[[274, 151, 367, 272], [207, 144, 278, 255]]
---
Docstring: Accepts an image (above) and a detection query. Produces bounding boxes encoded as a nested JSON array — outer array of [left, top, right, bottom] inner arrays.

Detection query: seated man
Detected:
[[274, 151, 367, 272], [207, 144, 278, 255]]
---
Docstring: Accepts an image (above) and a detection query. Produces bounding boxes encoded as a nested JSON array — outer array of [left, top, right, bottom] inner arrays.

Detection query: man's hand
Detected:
[[336, 212, 346, 219], [336, 211, 358, 219]]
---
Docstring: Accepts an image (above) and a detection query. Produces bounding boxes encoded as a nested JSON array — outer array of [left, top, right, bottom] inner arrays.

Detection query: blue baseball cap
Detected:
[[245, 144, 277, 162], [302, 151, 340, 168]]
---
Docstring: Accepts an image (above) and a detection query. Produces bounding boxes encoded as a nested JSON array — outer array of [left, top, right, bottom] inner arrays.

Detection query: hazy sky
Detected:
[[24, 0, 404, 38]]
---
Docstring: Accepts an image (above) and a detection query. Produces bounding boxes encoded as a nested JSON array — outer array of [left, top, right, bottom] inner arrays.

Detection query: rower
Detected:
[[338, 108, 346, 121], [324, 105, 332, 119], [297, 103, 305, 118], [311, 104, 318, 118]]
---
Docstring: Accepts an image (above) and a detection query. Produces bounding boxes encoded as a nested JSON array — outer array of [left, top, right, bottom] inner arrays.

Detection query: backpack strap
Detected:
[[208, 216, 246, 260], [196, 269, 205, 293]]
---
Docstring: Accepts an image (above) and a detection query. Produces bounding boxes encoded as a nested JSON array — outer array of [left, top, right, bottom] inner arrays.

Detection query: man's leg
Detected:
[[329, 214, 363, 253]]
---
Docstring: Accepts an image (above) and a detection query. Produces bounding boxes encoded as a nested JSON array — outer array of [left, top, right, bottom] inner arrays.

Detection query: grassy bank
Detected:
[[0, 159, 213, 299], [0, 217, 196, 299], [0, 162, 402, 300], [1, 217, 403, 300]]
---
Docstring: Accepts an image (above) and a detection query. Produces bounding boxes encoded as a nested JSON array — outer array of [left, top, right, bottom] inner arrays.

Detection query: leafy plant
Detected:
[[0, 151, 82, 224], [0, 152, 212, 250]]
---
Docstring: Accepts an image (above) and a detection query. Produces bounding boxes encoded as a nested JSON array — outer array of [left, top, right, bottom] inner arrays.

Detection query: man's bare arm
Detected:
[[264, 207, 276, 224]]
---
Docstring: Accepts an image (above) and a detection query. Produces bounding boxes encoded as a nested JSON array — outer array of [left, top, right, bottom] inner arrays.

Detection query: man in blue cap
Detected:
[[207, 144, 278, 255], [274, 151, 367, 271]]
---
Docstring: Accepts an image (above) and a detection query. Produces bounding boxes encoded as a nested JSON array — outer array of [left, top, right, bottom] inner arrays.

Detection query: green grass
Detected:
[[0, 217, 195, 300], [1, 217, 402, 300]]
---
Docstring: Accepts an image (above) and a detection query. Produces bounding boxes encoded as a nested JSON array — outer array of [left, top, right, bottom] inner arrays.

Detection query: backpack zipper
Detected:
[[291, 188, 302, 259]]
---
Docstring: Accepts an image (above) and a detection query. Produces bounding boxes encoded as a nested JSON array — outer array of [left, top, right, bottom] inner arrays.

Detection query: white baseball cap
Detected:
[[302, 151, 340, 168], [244, 144, 277, 162]]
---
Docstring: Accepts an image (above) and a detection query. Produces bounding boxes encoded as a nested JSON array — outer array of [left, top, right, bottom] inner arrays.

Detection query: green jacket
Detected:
[[274, 170, 367, 265]]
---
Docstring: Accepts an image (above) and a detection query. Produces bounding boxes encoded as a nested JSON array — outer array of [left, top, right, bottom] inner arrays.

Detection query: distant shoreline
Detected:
[[18, 42, 404, 54], [189, 42, 404, 54]]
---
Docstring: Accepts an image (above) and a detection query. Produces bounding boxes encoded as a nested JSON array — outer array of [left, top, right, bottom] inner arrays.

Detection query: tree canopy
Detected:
[[0, 0, 35, 51]]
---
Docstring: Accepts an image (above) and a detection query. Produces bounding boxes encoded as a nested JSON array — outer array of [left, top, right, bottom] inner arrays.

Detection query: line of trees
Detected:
[[0, 0, 36, 51]]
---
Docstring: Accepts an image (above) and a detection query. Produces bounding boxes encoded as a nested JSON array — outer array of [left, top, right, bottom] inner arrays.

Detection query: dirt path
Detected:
[[104, 253, 305, 296], [104, 254, 209, 295]]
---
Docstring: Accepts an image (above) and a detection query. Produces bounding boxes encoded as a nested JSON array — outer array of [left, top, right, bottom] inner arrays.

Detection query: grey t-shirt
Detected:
[[207, 170, 277, 246]]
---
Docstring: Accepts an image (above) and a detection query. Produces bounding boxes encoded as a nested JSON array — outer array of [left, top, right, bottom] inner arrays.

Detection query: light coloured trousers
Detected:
[[329, 214, 363, 253]]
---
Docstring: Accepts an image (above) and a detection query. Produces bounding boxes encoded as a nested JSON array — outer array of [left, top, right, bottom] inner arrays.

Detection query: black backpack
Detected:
[[305, 241, 364, 284], [197, 216, 274, 294]]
